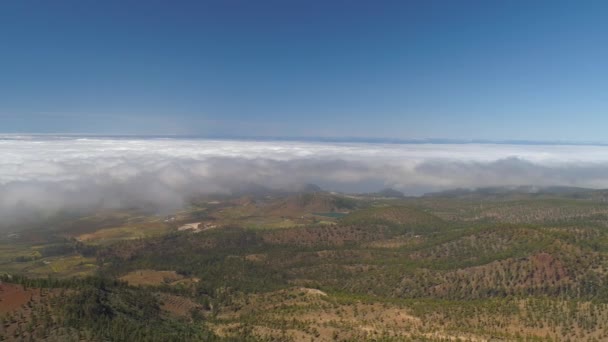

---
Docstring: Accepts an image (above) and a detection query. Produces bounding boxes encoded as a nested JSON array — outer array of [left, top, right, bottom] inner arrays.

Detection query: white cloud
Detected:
[[3, 136, 608, 227]]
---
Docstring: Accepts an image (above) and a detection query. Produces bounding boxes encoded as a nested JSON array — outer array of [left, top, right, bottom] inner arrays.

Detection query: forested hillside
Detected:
[[4, 189, 608, 341]]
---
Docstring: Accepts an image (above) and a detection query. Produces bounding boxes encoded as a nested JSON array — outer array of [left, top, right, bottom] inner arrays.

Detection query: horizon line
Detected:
[[1, 132, 608, 147]]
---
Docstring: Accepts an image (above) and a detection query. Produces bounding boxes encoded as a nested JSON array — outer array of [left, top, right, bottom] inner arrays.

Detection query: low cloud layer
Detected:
[[3, 136, 608, 227]]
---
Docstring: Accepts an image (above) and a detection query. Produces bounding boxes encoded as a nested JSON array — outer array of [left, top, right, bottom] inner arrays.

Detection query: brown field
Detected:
[[76, 221, 169, 244], [0, 283, 38, 314], [0, 283, 66, 341], [364, 235, 423, 248], [119, 269, 199, 287]]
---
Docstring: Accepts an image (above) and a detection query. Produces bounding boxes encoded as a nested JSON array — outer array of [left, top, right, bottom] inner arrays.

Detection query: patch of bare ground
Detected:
[[0, 283, 40, 314], [177, 222, 202, 232], [244, 253, 267, 262], [364, 235, 423, 248], [0, 283, 65, 341], [177, 221, 219, 232], [119, 269, 199, 287]]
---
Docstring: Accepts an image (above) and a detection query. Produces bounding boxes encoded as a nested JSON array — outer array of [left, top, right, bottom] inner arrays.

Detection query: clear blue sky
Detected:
[[1, 0, 607, 141]]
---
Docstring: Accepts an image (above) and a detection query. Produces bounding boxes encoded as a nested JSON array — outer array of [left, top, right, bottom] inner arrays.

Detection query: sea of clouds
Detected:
[[3, 136, 608, 227]]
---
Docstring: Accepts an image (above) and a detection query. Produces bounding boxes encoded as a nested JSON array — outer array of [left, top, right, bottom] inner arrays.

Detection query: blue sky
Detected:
[[1, 0, 607, 140]]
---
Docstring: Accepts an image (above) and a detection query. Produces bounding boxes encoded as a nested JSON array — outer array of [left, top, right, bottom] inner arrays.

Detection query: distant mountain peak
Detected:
[[377, 188, 405, 198]]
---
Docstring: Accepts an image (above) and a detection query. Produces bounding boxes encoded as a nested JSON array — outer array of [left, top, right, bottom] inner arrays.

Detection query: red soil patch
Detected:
[[0, 283, 39, 314]]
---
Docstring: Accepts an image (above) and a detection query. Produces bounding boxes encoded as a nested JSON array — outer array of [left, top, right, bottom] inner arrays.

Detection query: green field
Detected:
[[313, 212, 348, 218]]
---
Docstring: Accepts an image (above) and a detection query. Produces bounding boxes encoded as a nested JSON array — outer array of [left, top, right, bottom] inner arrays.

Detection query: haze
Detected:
[[4, 135, 608, 227]]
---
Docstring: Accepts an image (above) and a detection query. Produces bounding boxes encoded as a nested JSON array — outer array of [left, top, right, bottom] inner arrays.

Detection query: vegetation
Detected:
[[4, 188, 608, 340]]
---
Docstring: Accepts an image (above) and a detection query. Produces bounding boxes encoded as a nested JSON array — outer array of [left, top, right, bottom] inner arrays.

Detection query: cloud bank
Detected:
[[3, 136, 608, 227]]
